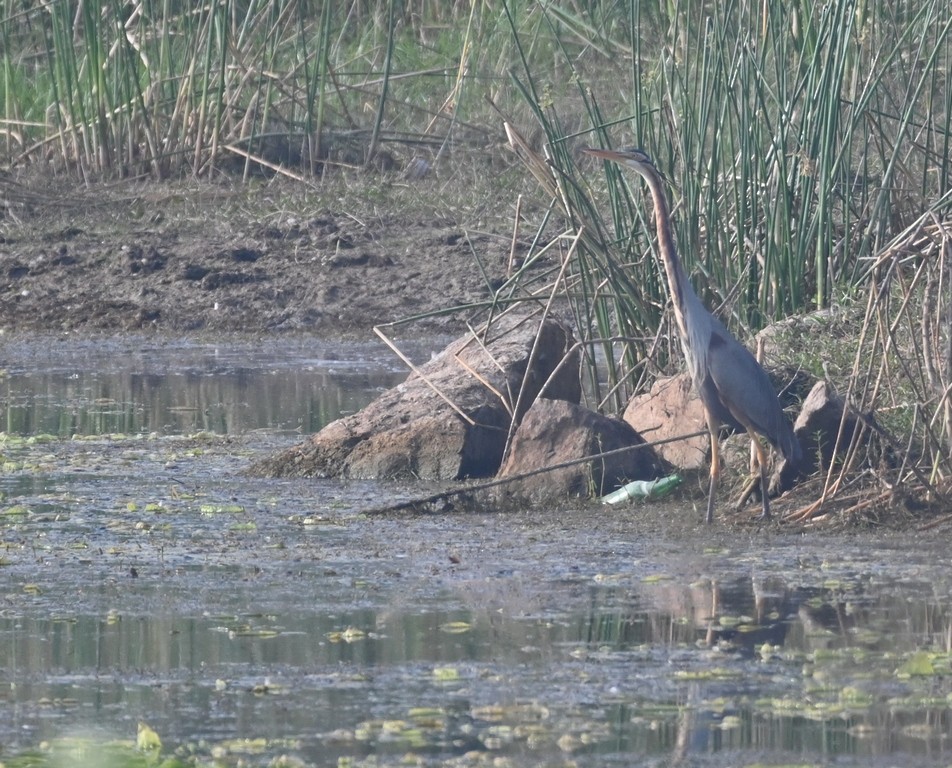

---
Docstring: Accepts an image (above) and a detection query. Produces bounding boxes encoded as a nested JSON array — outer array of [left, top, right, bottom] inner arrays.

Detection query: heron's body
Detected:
[[583, 146, 801, 522]]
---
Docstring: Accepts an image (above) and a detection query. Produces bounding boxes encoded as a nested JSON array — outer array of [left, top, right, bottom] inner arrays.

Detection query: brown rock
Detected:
[[250, 313, 581, 480], [774, 379, 858, 491], [623, 373, 708, 470], [496, 398, 666, 501], [776, 378, 897, 494]]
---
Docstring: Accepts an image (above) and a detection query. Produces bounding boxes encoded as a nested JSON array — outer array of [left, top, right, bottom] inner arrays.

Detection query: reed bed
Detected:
[[0, 0, 535, 178], [495, 0, 952, 518]]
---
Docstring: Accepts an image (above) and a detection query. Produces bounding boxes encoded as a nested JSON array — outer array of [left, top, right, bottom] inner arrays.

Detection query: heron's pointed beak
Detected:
[[581, 146, 632, 163], [581, 145, 670, 185]]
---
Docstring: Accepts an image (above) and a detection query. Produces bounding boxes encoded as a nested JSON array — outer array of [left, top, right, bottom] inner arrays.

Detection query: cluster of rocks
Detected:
[[251, 314, 872, 507]]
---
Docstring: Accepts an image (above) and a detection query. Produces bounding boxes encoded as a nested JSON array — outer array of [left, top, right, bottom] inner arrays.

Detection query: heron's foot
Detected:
[[734, 475, 761, 511], [735, 475, 774, 522]]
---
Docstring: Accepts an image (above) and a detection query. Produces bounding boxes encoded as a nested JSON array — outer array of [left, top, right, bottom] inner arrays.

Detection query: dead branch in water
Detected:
[[363, 429, 705, 515]]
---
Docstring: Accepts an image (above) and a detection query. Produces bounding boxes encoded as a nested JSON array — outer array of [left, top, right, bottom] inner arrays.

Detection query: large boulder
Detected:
[[773, 379, 873, 492], [623, 373, 708, 470], [250, 314, 581, 480], [496, 398, 666, 500]]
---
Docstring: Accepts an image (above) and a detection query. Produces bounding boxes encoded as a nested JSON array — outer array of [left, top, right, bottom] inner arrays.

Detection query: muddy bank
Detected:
[[0, 173, 522, 338], [0, 173, 929, 523]]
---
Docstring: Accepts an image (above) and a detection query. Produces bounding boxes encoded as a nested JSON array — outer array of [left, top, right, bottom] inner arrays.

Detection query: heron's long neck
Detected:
[[643, 172, 697, 340]]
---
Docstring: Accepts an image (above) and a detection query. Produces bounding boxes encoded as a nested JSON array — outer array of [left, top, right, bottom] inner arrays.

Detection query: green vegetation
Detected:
[[0, 0, 552, 178], [495, 0, 951, 512]]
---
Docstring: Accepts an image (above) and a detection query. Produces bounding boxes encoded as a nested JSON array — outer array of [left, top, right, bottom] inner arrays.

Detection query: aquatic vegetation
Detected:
[[1, 343, 952, 768], [326, 627, 368, 644]]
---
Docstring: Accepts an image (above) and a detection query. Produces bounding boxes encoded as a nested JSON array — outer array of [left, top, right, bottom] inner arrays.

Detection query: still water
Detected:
[[1, 336, 951, 767], [0, 336, 421, 437]]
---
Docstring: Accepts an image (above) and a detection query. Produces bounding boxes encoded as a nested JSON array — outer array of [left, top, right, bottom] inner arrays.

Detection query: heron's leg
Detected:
[[734, 475, 761, 510], [746, 429, 771, 519], [706, 428, 719, 524], [735, 437, 764, 510]]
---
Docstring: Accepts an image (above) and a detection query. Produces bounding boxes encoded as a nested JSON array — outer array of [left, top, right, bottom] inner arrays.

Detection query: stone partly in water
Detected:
[[250, 313, 581, 481], [496, 398, 668, 502]]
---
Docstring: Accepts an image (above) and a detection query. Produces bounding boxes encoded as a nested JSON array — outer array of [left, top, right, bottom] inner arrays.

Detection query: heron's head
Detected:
[[581, 146, 658, 180]]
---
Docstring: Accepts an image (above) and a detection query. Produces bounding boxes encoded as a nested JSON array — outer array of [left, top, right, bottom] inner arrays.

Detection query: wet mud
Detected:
[[0, 174, 513, 338]]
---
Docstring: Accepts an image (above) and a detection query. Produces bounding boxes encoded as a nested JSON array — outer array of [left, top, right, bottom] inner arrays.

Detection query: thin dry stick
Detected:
[[918, 488, 952, 530], [928, 380, 952, 459], [453, 302, 548, 419], [453, 305, 547, 418], [363, 429, 707, 515], [502, 233, 581, 462], [372, 326, 476, 427], [925, 217, 952, 476], [861, 408, 944, 502], [839, 490, 894, 520], [919, 514, 952, 531], [596, 323, 665, 414], [796, 489, 893, 525], [508, 194, 523, 278], [534, 340, 583, 399], [372, 303, 551, 427], [502, 119, 560, 199], [452, 353, 514, 419], [222, 144, 310, 183], [473, 294, 544, 346], [797, 264, 884, 520], [432, 6, 476, 163], [786, 404, 947, 523], [921, 220, 943, 394], [855, 251, 948, 494]]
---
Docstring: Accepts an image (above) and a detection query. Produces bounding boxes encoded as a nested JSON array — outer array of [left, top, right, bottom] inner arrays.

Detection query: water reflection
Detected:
[[0, 337, 426, 436], [3, 564, 952, 766]]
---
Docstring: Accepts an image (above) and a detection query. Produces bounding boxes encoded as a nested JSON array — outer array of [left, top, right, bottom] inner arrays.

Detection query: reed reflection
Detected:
[[0, 344, 411, 436]]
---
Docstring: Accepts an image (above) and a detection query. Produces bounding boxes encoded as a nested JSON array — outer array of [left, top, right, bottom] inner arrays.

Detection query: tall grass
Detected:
[[498, 0, 952, 509], [507, 0, 951, 316], [0, 1, 547, 177]]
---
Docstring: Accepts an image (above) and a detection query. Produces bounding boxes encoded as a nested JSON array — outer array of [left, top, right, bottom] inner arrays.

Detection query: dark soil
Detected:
[[0, 169, 525, 338]]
